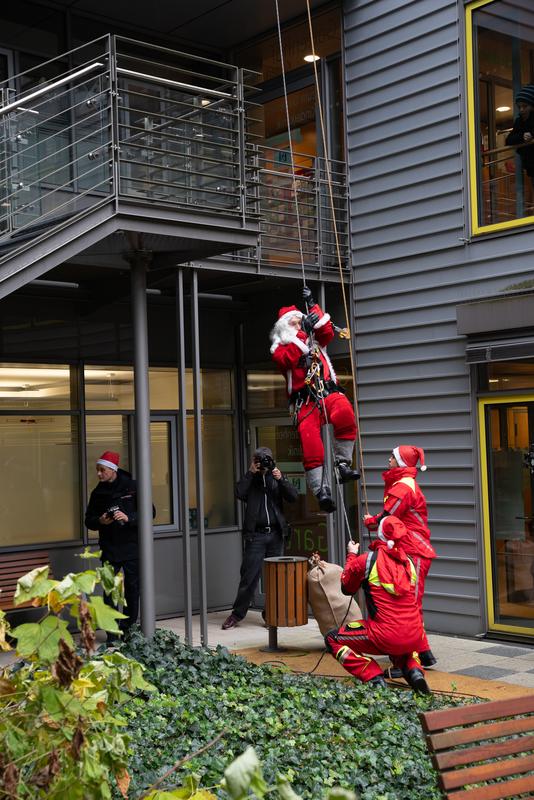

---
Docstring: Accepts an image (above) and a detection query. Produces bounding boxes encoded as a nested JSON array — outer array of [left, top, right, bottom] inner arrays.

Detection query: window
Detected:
[[467, 0, 534, 233]]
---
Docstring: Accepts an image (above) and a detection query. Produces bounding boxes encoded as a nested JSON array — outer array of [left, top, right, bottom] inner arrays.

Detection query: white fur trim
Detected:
[[278, 309, 303, 326], [270, 335, 309, 356], [313, 312, 331, 330], [392, 446, 406, 467], [97, 458, 118, 471], [319, 345, 337, 383]]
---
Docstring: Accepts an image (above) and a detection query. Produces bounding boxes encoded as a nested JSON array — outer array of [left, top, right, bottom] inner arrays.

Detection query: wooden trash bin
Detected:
[[263, 556, 308, 650]]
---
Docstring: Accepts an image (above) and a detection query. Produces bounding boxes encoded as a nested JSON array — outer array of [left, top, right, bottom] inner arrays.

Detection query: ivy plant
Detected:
[[0, 551, 153, 799]]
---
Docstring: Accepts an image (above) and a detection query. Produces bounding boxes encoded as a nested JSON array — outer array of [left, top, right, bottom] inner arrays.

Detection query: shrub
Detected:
[[121, 628, 462, 800], [0, 552, 153, 799]]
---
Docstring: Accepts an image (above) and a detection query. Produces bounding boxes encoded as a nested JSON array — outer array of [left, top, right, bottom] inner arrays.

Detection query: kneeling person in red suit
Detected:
[[325, 516, 431, 693]]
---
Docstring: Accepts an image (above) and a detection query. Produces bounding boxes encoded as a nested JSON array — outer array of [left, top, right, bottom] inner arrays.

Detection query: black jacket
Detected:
[[85, 469, 140, 562], [506, 113, 534, 176], [235, 470, 298, 537]]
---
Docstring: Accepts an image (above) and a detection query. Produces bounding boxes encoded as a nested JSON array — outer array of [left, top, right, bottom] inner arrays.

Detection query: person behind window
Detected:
[[221, 447, 298, 630], [85, 450, 153, 643], [506, 84, 534, 203]]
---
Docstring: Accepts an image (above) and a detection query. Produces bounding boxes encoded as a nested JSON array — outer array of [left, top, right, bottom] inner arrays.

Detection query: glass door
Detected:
[[250, 417, 331, 560], [480, 395, 534, 634]]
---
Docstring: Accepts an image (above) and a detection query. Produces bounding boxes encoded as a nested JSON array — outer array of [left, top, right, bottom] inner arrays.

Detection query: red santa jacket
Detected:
[[340, 541, 426, 655], [270, 303, 336, 396], [364, 466, 434, 559]]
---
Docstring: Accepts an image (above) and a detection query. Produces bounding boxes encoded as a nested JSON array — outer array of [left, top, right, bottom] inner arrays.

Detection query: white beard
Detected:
[[270, 315, 303, 348]]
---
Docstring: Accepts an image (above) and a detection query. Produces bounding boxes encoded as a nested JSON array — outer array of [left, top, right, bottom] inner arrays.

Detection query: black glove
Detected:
[[301, 312, 319, 334], [302, 286, 316, 307]]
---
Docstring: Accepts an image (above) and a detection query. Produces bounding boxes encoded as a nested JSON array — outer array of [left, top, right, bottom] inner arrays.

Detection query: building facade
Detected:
[[2, 0, 534, 645], [346, 0, 534, 640]]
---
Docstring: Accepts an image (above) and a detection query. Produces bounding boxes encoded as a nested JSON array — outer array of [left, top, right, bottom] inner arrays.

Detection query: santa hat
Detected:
[[392, 445, 427, 471], [277, 305, 303, 325], [97, 451, 120, 471], [378, 516, 408, 549]]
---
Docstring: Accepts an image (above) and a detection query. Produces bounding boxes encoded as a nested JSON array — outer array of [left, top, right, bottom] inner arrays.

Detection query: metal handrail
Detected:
[[116, 68, 233, 99], [0, 63, 104, 117]]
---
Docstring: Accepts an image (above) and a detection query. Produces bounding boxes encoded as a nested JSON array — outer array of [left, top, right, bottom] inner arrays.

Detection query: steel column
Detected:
[[131, 252, 156, 637], [176, 269, 193, 644], [191, 270, 208, 646]]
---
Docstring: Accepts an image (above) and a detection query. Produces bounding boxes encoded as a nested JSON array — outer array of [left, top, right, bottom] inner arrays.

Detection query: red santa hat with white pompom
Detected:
[[392, 445, 427, 471]]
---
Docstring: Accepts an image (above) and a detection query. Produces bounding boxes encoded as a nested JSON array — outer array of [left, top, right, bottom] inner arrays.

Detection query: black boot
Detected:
[[336, 461, 361, 484], [402, 667, 431, 695], [419, 650, 437, 668], [367, 674, 387, 688], [316, 486, 336, 513]]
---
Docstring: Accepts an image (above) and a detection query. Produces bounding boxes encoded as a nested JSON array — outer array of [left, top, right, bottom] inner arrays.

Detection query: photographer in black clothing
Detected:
[[221, 446, 298, 630], [506, 84, 534, 192], [85, 451, 144, 640]]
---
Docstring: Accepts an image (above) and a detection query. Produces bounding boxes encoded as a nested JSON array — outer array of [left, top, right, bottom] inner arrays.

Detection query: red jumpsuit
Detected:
[[364, 466, 435, 652], [325, 541, 426, 682], [270, 303, 356, 471]]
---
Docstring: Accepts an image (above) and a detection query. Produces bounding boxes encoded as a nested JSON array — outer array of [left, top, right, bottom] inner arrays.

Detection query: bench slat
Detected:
[[441, 753, 534, 790], [435, 734, 534, 769], [430, 717, 534, 750], [446, 773, 534, 800], [421, 696, 534, 733]]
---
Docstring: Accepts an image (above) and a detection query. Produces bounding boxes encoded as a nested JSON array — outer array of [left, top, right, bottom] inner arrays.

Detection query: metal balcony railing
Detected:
[[0, 35, 259, 261], [0, 34, 350, 277], [480, 140, 534, 226]]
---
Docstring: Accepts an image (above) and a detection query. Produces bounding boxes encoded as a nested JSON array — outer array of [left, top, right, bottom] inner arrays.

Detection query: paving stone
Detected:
[[449, 665, 512, 680], [477, 645, 534, 658]]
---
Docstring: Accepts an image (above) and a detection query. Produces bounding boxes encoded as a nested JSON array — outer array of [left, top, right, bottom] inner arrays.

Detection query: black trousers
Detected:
[[232, 530, 283, 620], [103, 558, 140, 633]]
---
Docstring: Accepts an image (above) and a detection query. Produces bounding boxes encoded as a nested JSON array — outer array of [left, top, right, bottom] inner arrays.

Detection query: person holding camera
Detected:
[[270, 286, 359, 513], [221, 446, 298, 630], [85, 450, 147, 641]]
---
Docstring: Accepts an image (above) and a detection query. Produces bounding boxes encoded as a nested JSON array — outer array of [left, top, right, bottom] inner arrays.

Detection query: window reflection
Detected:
[[187, 415, 235, 529], [0, 415, 80, 546], [469, 0, 534, 228], [0, 364, 73, 409]]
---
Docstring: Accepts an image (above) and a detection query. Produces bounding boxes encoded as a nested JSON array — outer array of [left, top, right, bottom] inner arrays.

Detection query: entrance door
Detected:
[[480, 395, 534, 635], [250, 418, 331, 560]]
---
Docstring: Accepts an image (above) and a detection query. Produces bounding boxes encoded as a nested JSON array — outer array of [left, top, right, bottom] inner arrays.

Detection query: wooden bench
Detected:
[[0, 550, 52, 610], [420, 695, 534, 800]]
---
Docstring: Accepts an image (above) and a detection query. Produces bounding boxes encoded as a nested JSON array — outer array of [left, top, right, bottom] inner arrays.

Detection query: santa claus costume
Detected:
[[363, 444, 437, 668], [324, 516, 430, 693], [270, 290, 358, 513]]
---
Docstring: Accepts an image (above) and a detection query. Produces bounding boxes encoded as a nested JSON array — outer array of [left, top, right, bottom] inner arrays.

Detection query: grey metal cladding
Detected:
[[345, 0, 486, 634]]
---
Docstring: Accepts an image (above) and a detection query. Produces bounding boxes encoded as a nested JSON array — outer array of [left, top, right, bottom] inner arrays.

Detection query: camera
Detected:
[[257, 454, 275, 472], [106, 504, 125, 526]]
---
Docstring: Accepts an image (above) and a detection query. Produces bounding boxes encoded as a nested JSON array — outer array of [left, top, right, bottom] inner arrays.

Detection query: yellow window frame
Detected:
[[478, 392, 534, 636], [466, 0, 534, 235]]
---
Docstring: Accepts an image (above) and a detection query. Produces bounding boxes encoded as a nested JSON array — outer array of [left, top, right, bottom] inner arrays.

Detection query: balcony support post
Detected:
[[130, 250, 156, 638]]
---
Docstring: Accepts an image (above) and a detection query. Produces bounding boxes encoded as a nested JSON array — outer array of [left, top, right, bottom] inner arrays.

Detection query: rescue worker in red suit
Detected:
[[363, 444, 437, 670], [325, 516, 431, 693], [270, 286, 359, 513]]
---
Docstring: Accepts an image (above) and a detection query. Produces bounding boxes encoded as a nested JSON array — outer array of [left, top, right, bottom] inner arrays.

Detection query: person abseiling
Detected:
[[363, 444, 436, 669], [325, 516, 431, 694], [270, 286, 359, 514]]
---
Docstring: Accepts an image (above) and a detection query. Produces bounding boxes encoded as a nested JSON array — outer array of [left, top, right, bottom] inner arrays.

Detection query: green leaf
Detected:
[[12, 616, 73, 661], [87, 595, 126, 633], [13, 566, 55, 605], [222, 747, 267, 799], [41, 684, 83, 719], [77, 547, 101, 560], [325, 791, 358, 800], [54, 571, 97, 600], [276, 775, 302, 799]]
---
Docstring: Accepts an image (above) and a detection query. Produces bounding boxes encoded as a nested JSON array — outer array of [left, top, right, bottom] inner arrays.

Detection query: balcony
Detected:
[[0, 35, 260, 296]]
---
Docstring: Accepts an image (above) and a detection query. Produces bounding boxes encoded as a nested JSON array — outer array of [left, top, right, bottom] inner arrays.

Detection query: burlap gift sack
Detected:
[[307, 560, 362, 635]]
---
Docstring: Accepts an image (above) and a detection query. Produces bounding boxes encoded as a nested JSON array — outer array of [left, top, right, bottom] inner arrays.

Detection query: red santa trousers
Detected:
[[411, 554, 432, 652], [325, 620, 422, 683], [297, 391, 356, 471]]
